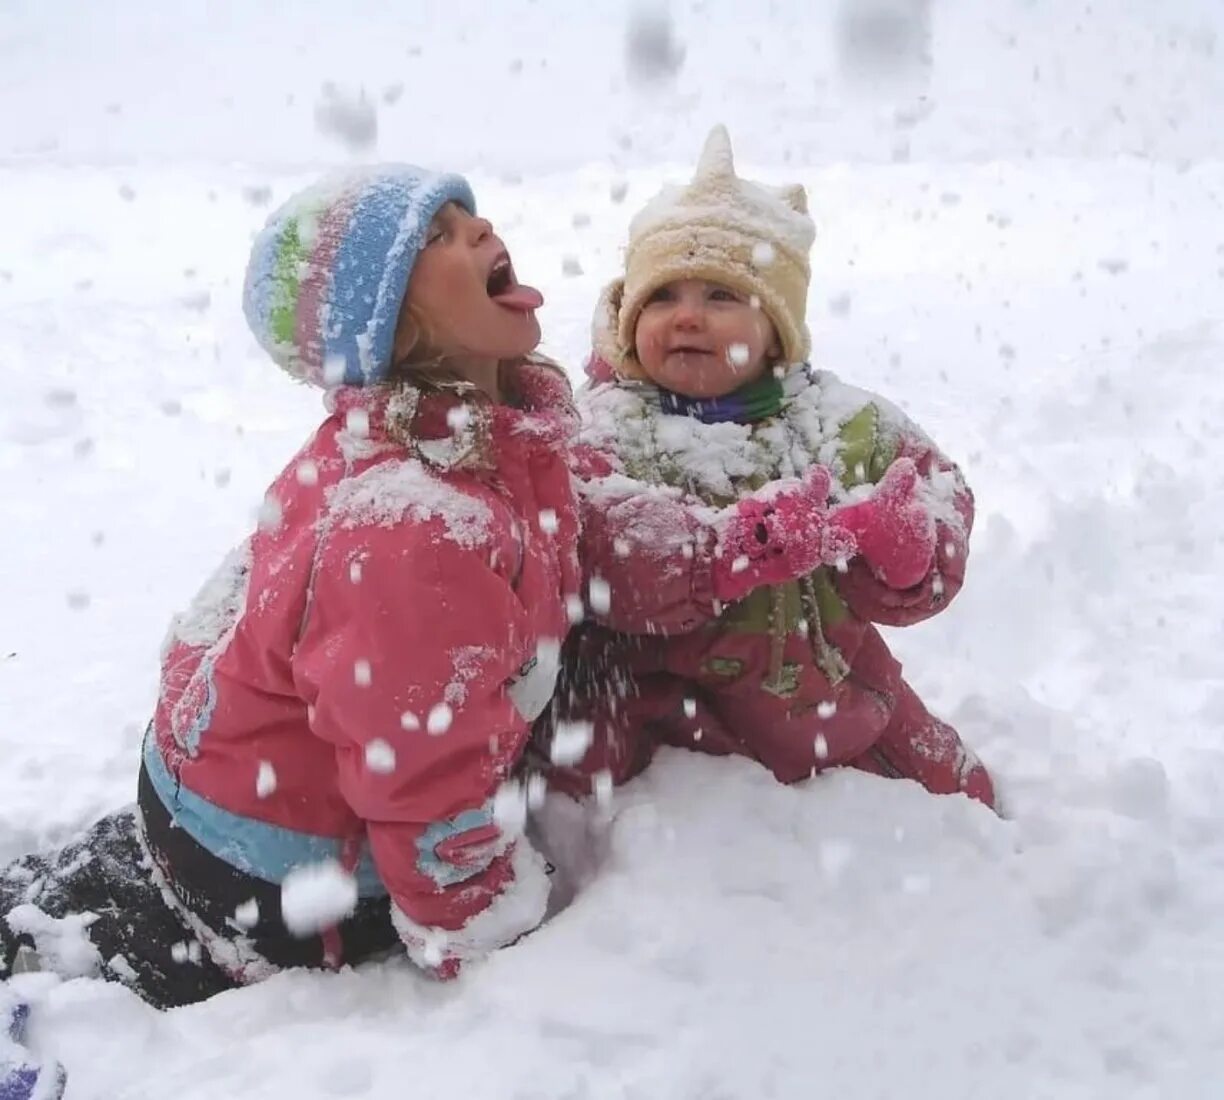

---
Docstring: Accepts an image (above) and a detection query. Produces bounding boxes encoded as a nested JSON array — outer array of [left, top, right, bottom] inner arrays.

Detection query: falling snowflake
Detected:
[[526, 773, 548, 810], [364, 739, 396, 774], [588, 577, 611, 614], [256, 760, 277, 798], [427, 703, 454, 735], [233, 899, 260, 929], [593, 769, 615, 808], [492, 780, 527, 836], [257, 494, 283, 532], [551, 721, 594, 766], [324, 356, 347, 387], [625, 4, 686, 85], [818, 839, 854, 882], [281, 861, 359, 937], [313, 83, 378, 153]]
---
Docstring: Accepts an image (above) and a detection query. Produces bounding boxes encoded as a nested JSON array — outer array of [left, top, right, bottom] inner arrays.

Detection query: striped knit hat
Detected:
[[243, 166, 476, 387]]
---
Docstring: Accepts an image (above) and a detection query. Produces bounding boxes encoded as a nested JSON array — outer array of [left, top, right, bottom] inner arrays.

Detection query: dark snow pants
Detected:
[[0, 765, 398, 1008]]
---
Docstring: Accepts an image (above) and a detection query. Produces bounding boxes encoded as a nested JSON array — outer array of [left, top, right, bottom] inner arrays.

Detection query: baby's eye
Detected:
[[425, 227, 445, 246], [645, 285, 675, 305], [708, 287, 741, 302]]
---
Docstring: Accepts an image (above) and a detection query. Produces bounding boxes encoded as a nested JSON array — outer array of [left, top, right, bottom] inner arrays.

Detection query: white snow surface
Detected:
[[3, 1, 1224, 1096]]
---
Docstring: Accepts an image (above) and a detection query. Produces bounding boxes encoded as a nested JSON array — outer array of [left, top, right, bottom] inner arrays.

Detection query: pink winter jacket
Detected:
[[567, 366, 974, 783], [147, 358, 581, 969]]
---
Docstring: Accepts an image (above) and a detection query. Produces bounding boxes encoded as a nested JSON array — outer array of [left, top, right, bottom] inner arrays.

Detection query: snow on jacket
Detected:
[[570, 364, 974, 781], [147, 357, 582, 970]]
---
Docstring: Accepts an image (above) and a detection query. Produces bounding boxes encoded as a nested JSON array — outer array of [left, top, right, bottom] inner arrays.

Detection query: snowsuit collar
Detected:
[[326, 355, 577, 474]]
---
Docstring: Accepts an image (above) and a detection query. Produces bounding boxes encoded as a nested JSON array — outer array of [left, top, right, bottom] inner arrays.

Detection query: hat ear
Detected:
[[778, 183, 808, 215], [591, 277, 627, 367], [605, 277, 626, 327]]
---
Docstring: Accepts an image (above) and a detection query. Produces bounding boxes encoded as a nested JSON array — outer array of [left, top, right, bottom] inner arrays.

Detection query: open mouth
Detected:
[[486, 254, 514, 297], [485, 251, 544, 312]]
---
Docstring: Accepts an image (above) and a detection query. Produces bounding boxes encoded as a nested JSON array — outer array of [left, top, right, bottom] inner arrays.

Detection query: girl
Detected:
[[1, 166, 582, 1021], [553, 127, 996, 808]]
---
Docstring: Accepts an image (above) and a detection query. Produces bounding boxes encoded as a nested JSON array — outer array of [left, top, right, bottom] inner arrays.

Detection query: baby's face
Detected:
[[633, 279, 779, 399]]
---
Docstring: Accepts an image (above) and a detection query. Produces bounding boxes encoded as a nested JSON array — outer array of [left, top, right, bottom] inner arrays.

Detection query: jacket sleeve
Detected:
[[834, 420, 975, 628], [573, 442, 723, 635], [291, 515, 550, 972]]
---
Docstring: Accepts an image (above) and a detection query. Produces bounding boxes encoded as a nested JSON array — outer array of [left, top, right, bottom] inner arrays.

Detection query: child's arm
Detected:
[[575, 445, 848, 634], [576, 467, 719, 634], [831, 425, 974, 628], [291, 518, 550, 979]]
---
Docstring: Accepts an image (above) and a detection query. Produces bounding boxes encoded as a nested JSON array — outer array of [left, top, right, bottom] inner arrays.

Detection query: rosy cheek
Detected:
[[637, 326, 664, 363]]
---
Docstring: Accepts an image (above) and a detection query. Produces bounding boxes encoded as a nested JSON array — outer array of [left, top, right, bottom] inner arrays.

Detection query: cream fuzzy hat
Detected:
[[593, 125, 815, 379]]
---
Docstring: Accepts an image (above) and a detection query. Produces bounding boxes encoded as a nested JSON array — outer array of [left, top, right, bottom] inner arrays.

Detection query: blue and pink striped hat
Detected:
[[243, 166, 476, 387]]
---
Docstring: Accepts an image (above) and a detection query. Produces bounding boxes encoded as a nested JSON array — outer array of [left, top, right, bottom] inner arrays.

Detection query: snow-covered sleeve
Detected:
[[573, 441, 722, 635], [833, 409, 975, 628], [291, 515, 549, 974]]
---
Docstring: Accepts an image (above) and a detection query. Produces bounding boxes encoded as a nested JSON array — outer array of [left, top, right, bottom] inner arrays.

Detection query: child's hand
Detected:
[[831, 457, 936, 589], [713, 465, 847, 602]]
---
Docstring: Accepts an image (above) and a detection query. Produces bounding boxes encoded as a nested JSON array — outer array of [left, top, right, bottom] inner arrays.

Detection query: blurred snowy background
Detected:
[[2, 1, 1223, 1097]]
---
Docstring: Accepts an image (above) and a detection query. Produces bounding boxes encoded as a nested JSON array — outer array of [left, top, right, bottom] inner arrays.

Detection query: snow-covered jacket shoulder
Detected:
[[574, 366, 973, 632], [149, 357, 581, 969]]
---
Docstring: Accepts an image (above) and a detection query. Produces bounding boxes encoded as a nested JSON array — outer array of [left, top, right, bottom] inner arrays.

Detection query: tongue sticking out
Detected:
[[490, 281, 544, 312]]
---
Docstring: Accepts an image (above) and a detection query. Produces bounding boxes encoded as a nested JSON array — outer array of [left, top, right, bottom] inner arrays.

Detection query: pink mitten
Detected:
[[712, 465, 851, 602], [831, 458, 936, 589]]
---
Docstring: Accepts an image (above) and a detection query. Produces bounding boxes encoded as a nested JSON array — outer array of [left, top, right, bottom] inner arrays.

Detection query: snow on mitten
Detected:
[[831, 457, 936, 589], [0, 998, 66, 1100], [712, 465, 850, 603]]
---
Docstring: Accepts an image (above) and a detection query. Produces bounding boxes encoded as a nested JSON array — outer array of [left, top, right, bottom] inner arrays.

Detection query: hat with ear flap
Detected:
[[599, 124, 816, 379]]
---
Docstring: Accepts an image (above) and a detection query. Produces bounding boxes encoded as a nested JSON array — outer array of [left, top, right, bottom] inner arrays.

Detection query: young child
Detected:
[[0, 166, 583, 1015], [553, 126, 995, 808]]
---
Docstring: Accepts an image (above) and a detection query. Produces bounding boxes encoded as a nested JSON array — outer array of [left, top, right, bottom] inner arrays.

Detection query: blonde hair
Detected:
[[387, 300, 479, 390]]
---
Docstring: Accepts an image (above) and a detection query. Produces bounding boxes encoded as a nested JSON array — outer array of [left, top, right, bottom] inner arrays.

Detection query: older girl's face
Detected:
[[394, 202, 543, 364]]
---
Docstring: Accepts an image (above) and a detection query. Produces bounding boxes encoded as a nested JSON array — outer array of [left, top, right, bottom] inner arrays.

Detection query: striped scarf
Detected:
[[657, 365, 810, 424]]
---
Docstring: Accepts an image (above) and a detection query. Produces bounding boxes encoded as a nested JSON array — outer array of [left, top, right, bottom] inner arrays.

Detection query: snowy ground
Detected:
[[4, 2, 1224, 1098]]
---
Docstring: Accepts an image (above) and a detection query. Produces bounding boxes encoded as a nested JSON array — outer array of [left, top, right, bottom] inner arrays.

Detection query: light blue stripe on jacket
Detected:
[[141, 732, 387, 898]]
